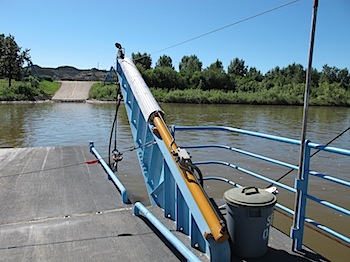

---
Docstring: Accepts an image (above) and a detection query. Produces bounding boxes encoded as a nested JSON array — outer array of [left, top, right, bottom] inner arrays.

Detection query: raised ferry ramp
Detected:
[[52, 81, 94, 102]]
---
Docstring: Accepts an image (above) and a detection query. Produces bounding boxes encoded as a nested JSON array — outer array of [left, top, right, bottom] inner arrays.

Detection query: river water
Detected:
[[1, 102, 349, 260]]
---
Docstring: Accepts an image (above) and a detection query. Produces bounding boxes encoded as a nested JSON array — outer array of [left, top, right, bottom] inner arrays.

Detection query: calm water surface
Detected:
[[1, 102, 349, 260]]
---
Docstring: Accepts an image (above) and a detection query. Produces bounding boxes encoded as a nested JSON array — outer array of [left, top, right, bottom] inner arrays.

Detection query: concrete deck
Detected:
[[0, 146, 328, 261]]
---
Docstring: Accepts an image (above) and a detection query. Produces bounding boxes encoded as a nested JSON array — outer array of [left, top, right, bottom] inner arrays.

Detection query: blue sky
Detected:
[[1, 0, 349, 73]]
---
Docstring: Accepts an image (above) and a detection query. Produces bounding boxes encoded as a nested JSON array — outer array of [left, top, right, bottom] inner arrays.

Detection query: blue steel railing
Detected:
[[173, 125, 350, 251], [89, 142, 203, 260], [89, 141, 131, 204], [134, 202, 201, 262]]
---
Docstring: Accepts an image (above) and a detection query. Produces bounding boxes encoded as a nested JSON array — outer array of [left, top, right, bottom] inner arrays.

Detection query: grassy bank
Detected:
[[150, 88, 295, 104], [40, 80, 61, 96], [0, 78, 61, 101], [3, 79, 347, 106], [152, 82, 350, 106], [89, 82, 118, 101], [89, 82, 350, 106]]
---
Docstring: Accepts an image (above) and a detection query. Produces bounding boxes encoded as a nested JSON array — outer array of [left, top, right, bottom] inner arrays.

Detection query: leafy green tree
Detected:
[[201, 60, 230, 90], [0, 34, 30, 86], [140, 68, 153, 87], [319, 65, 350, 89], [310, 67, 320, 89], [179, 55, 202, 74], [227, 57, 247, 77], [246, 67, 263, 82], [152, 67, 184, 90], [189, 71, 204, 89], [207, 59, 224, 72], [338, 68, 350, 90], [155, 55, 174, 69], [320, 64, 338, 84], [265, 66, 281, 80], [265, 64, 311, 89], [132, 52, 152, 70], [281, 63, 305, 83], [179, 55, 202, 87]]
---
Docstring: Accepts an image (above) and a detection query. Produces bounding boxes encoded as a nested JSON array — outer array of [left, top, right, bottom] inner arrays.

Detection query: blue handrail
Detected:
[[89, 141, 131, 204], [194, 160, 296, 193], [173, 125, 350, 249], [134, 202, 202, 262], [89, 142, 210, 260], [183, 144, 299, 171]]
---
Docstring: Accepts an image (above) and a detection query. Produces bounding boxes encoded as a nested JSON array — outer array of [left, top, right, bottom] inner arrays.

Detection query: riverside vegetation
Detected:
[[1, 54, 349, 105], [1, 34, 349, 105], [0, 77, 60, 101], [89, 53, 350, 106]]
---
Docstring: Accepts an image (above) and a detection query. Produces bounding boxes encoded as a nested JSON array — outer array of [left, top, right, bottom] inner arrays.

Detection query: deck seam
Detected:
[[0, 207, 133, 228]]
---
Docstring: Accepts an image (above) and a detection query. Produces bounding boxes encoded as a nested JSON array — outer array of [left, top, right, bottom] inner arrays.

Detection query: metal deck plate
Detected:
[[0, 146, 184, 261]]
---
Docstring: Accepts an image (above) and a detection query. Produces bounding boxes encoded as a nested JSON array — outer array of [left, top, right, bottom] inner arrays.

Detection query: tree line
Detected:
[[131, 52, 350, 105]]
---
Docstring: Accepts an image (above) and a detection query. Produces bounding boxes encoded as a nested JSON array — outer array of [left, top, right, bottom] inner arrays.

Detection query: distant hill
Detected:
[[32, 65, 114, 81]]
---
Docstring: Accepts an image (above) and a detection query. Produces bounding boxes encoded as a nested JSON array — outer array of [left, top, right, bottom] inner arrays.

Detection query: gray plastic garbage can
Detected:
[[223, 186, 277, 258]]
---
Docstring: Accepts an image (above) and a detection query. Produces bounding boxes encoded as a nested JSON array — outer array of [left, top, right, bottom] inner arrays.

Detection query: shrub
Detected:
[[41, 75, 53, 82], [89, 82, 118, 100]]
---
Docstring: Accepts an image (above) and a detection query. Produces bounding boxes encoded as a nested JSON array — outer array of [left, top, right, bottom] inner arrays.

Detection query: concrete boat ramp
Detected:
[[51, 81, 94, 102], [0, 146, 327, 261]]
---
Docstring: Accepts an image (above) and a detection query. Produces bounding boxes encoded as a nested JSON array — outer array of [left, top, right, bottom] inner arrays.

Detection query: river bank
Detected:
[[0, 79, 60, 101], [90, 82, 350, 106], [1, 80, 350, 106]]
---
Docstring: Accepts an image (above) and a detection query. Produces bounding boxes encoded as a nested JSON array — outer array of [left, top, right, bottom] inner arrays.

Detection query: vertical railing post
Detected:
[[292, 0, 318, 251], [291, 140, 311, 251]]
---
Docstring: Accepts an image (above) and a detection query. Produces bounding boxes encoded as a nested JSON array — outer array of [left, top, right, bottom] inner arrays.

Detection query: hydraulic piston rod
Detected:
[[152, 114, 228, 243]]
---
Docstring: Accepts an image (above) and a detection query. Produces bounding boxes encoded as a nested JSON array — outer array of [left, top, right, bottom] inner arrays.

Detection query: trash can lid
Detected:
[[224, 186, 276, 207]]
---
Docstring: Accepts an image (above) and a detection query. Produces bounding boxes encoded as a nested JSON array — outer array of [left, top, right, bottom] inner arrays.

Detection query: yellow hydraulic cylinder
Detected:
[[152, 114, 228, 243]]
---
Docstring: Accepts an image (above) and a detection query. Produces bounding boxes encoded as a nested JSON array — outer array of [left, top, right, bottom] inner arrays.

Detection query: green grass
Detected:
[[89, 82, 118, 101], [150, 88, 267, 104], [40, 80, 61, 96], [149, 86, 350, 106], [0, 79, 18, 86], [0, 78, 61, 101]]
